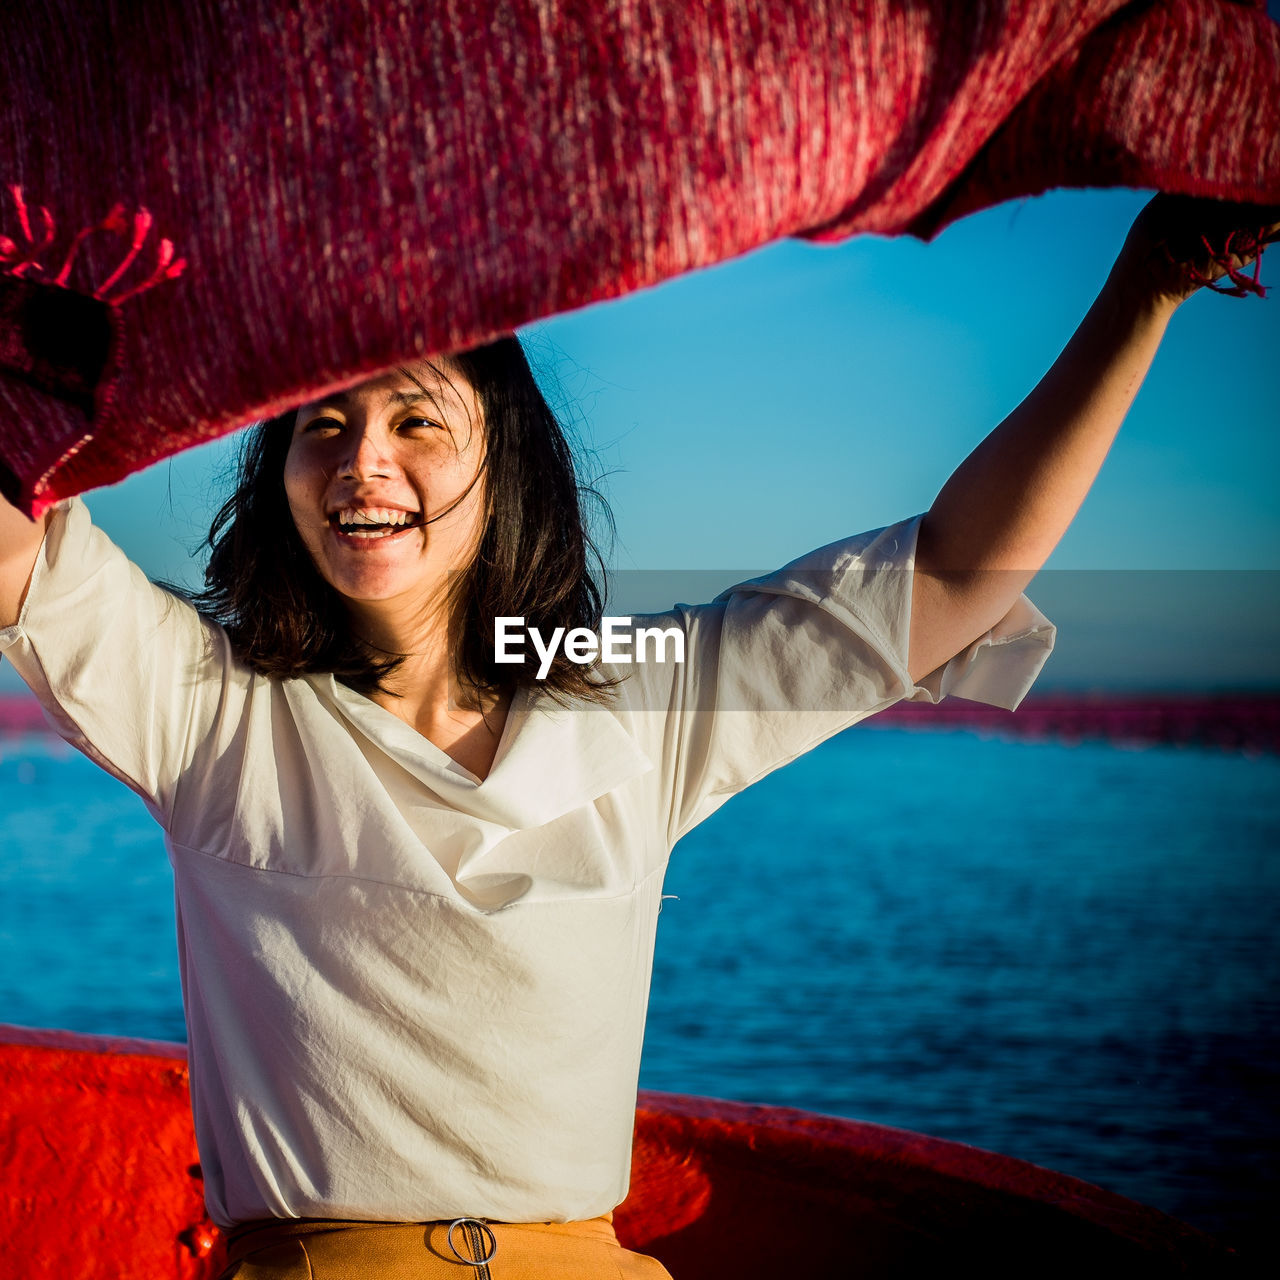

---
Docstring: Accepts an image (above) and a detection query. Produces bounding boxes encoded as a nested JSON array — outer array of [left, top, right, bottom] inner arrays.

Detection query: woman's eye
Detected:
[[399, 416, 443, 431], [300, 416, 342, 435]]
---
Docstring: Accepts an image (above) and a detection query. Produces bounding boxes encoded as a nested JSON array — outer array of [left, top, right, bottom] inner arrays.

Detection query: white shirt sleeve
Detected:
[[0, 497, 238, 825], [619, 513, 1056, 844]]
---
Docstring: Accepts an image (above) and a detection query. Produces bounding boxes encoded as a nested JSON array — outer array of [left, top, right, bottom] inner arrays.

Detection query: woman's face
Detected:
[[283, 361, 487, 614]]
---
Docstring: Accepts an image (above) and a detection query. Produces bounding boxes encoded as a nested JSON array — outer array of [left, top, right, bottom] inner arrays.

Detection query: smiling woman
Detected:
[[0, 196, 1272, 1277], [186, 339, 615, 720]]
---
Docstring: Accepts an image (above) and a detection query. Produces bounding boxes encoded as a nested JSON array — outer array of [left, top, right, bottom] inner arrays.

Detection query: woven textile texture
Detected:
[[0, 0, 1276, 513]]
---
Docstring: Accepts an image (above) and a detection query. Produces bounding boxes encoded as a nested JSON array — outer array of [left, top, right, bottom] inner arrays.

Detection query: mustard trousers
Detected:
[[219, 1213, 675, 1279]]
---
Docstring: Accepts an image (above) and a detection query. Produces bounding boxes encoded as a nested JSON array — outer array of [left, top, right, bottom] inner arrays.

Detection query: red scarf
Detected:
[[1, 0, 1276, 513]]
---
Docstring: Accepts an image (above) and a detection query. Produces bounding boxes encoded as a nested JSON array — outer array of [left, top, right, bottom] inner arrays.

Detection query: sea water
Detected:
[[1, 725, 1276, 1260]]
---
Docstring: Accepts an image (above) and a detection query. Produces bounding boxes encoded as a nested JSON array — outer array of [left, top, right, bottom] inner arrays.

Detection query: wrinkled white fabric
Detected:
[[0, 498, 1054, 1227]]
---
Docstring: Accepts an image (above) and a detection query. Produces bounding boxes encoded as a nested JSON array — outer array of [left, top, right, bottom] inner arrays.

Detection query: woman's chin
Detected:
[[322, 557, 450, 611], [300, 523, 468, 611], [328, 568, 430, 606], [314, 530, 425, 597]]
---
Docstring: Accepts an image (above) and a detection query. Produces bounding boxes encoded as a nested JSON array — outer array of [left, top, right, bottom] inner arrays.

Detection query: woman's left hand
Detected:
[[1113, 193, 1280, 310]]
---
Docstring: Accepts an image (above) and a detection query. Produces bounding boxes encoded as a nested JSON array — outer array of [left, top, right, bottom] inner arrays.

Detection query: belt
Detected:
[[227, 1216, 499, 1273], [224, 1211, 625, 1279]]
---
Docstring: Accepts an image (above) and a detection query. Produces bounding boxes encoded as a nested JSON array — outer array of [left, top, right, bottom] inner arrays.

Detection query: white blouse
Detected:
[[0, 497, 1054, 1228]]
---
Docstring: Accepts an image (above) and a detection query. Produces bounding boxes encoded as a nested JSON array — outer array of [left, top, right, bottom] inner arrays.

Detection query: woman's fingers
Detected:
[[1125, 194, 1280, 303]]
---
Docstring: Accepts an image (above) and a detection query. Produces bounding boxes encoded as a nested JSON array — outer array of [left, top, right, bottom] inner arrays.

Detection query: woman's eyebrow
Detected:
[[382, 388, 458, 409], [303, 385, 458, 414]]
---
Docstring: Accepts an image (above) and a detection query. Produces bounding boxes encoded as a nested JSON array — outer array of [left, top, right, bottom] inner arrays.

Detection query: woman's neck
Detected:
[[372, 660, 513, 781], [349, 601, 512, 782]]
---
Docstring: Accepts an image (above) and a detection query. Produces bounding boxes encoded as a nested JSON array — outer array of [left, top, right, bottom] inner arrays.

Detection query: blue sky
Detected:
[[83, 186, 1279, 581], [6, 184, 1278, 692]]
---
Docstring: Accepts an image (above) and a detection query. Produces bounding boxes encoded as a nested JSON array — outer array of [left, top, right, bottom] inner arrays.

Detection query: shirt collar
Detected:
[[319, 676, 653, 829]]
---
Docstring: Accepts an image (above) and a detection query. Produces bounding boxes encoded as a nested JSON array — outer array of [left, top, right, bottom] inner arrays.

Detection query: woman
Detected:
[[0, 194, 1272, 1277]]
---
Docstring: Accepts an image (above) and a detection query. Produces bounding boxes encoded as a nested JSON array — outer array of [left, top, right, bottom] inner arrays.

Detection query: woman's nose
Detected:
[[338, 424, 394, 480]]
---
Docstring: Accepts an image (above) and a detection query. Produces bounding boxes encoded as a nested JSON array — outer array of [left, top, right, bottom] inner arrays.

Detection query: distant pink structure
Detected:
[[2, 691, 1278, 753], [0, 694, 49, 736], [872, 692, 1280, 754]]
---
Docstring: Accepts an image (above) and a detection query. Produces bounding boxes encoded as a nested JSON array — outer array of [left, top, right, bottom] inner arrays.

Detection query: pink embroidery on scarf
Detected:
[[0, 185, 187, 305], [31, 431, 97, 502], [0, 186, 55, 277]]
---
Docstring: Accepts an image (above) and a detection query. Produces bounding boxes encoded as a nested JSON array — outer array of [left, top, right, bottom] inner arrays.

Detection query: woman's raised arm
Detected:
[[908, 195, 1278, 685], [0, 494, 51, 628]]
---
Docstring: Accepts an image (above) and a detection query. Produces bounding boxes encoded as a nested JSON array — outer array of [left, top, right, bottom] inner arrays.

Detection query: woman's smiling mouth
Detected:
[[327, 506, 425, 541]]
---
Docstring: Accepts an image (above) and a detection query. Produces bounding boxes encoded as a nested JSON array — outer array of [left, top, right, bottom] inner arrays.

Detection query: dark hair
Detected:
[[189, 335, 618, 705]]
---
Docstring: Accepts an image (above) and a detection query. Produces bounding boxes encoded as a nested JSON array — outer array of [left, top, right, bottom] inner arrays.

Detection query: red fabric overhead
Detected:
[[0, 0, 1276, 515]]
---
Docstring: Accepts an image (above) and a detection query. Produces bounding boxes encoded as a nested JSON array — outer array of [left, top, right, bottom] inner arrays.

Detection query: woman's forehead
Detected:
[[298, 361, 475, 415]]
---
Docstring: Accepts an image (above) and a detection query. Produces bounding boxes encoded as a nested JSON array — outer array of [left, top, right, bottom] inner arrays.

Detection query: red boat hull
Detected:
[[0, 1024, 1236, 1277]]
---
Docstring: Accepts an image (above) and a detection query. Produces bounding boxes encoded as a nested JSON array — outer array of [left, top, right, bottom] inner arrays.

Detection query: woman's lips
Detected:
[[327, 521, 422, 549]]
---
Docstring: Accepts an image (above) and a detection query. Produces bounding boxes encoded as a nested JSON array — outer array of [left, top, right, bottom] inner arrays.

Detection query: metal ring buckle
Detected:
[[446, 1218, 498, 1267]]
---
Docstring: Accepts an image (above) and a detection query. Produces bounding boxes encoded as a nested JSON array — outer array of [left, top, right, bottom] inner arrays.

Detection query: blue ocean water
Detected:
[[1, 725, 1277, 1260]]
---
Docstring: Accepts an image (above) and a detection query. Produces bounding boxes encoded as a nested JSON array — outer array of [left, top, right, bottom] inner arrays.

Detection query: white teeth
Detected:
[[333, 506, 418, 527]]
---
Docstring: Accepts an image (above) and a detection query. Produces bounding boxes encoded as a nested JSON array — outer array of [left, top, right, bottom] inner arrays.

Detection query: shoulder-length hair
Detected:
[[189, 335, 618, 705]]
